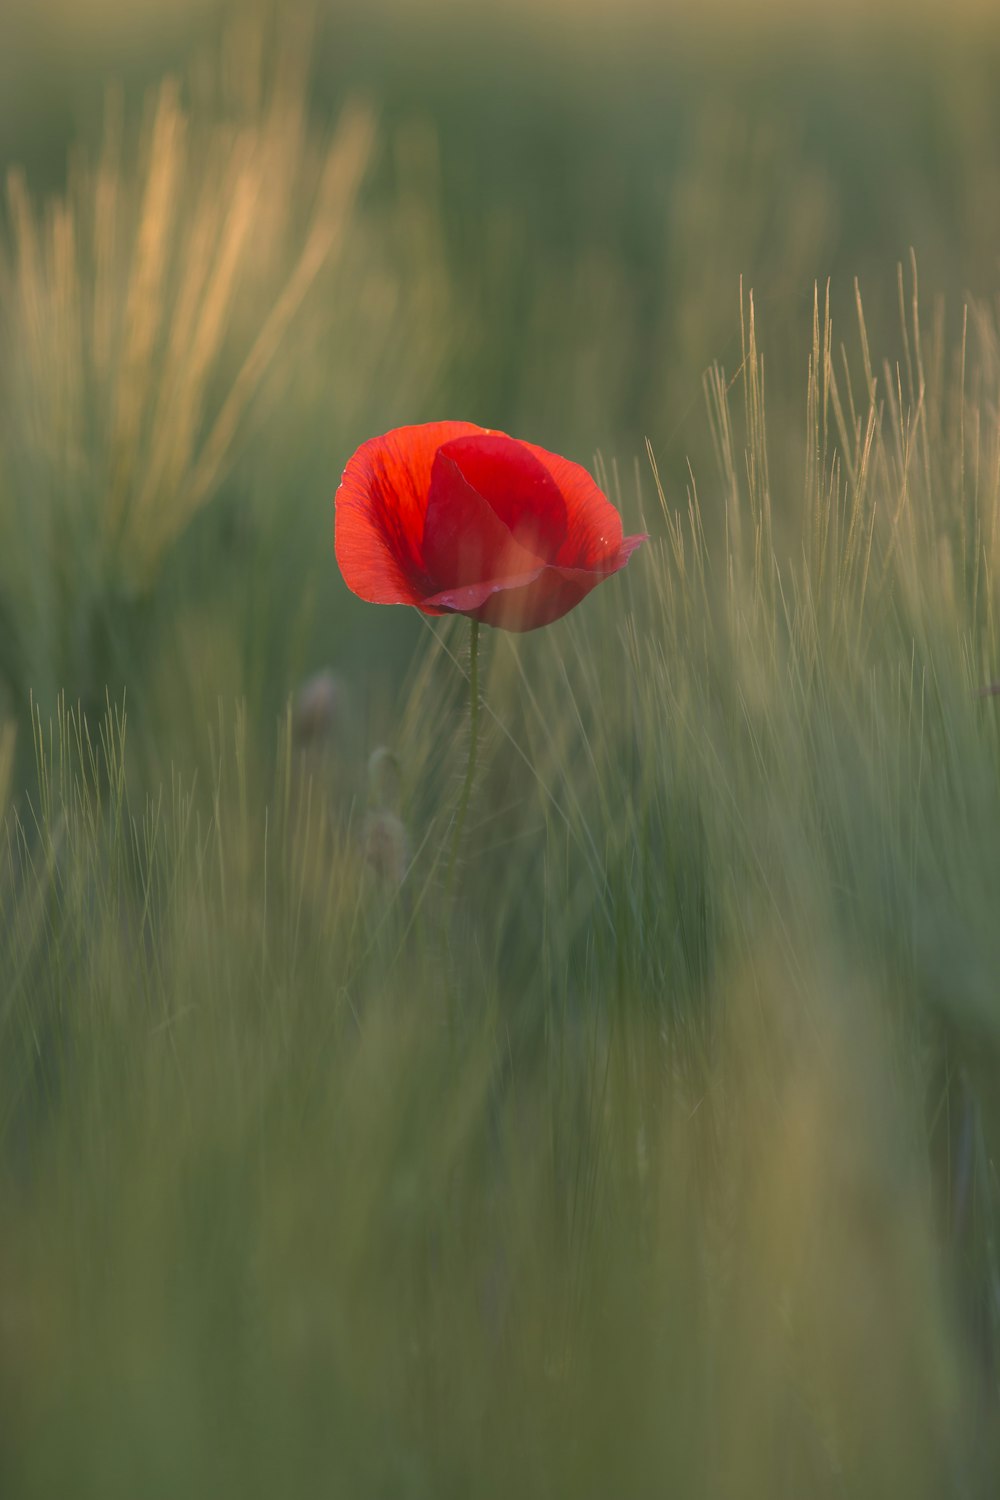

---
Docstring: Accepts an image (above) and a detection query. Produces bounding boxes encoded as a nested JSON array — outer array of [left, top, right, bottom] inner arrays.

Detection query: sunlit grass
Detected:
[[0, 21, 371, 702], [0, 10, 461, 767]]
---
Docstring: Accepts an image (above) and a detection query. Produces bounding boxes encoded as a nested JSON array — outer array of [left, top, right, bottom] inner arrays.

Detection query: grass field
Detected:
[[3, 2, 1000, 1494]]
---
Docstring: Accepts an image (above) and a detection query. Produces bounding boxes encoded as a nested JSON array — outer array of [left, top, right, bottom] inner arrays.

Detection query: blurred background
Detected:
[[5, 5, 1000, 1496], [3, 0, 1000, 768]]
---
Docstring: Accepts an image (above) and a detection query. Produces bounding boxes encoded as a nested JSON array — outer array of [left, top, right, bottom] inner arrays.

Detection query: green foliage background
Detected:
[[2, 2, 1000, 1494]]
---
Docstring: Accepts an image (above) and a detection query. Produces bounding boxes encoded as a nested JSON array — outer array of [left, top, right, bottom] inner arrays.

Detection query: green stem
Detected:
[[446, 619, 480, 898]]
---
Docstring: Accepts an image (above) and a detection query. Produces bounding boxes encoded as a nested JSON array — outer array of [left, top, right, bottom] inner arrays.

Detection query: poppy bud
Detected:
[[363, 748, 408, 887], [292, 669, 348, 748]]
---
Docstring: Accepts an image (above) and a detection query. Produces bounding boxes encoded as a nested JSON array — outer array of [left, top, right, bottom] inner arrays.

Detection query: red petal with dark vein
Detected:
[[334, 421, 487, 604]]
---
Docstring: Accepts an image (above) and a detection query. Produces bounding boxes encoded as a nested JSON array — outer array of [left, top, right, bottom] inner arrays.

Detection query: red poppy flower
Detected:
[[335, 422, 647, 632]]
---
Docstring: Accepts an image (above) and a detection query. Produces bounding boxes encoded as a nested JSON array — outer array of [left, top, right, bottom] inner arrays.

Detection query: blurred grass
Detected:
[[3, 1, 1000, 1495]]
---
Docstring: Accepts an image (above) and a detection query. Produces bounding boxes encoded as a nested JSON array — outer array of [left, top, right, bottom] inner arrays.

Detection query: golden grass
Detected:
[[1, 15, 375, 590]]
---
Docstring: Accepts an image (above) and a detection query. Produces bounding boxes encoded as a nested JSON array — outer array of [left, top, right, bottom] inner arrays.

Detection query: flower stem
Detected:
[[446, 619, 480, 899]]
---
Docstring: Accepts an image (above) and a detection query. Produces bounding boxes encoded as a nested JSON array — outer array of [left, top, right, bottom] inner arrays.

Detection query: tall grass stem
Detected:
[[446, 619, 480, 901]]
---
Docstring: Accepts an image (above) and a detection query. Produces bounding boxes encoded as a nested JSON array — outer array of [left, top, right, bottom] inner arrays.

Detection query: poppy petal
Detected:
[[422, 534, 646, 631], [519, 442, 625, 568], [422, 450, 547, 591], [422, 565, 547, 615], [609, 533, 649, 568], [335, 421, 487, 604], [435, 434, 568, 561], [474, 570, 593, 631], [476, 538, 645, 630]]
